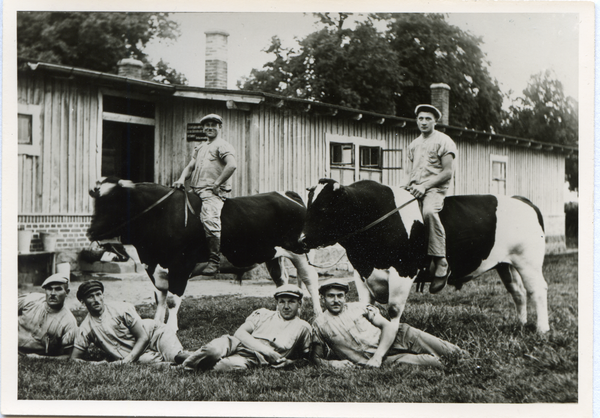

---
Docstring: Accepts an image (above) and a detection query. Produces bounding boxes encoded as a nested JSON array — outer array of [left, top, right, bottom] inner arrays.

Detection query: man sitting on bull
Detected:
[[405, 104, 457, 293], [172, 113, 237, 276], [182, 284, 311, 372]]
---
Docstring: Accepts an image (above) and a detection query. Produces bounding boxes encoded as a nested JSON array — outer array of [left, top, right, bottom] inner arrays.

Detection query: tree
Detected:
[[383, 13, 503, 131], [240, 13, 503, 131], [240, 14, 405, 115], [502, 70, 579, 190], [17, 12, 186, 85]]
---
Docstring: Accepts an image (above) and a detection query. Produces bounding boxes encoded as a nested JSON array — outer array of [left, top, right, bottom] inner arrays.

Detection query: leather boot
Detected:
[[202, 237, 221, 276]]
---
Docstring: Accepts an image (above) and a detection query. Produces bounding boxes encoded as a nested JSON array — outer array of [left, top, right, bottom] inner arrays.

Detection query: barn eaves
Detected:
[[20, 59, 578, 158]]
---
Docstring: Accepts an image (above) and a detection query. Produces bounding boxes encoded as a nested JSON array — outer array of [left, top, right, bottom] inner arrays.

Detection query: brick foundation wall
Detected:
[[18, 215, 93, 252]]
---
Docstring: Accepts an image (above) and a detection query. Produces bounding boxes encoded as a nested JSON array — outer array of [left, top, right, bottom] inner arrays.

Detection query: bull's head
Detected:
[[87, 177, 136, 241], [299, 179, 351, 250]]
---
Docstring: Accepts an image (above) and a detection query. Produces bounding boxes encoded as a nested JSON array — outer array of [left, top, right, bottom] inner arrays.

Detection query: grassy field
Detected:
[[18, 253, 578, 403]]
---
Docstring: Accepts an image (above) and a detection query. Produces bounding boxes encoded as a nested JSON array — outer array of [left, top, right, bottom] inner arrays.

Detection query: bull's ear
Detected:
[[306, 186, 316, 192], [332, 182, 341, 192], [118, 179, 135, 189]]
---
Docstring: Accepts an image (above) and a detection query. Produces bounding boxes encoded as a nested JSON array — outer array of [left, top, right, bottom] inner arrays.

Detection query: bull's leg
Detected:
[[497, 263, 528, 326], [275, 248, 322, 315], [513, 260, 550, 333], [166, 294, 182, 331], [354, 270, 374, 303], [365, 267, 413, 323], [152, 265, 170, 325], [265, 258, 285, 287]]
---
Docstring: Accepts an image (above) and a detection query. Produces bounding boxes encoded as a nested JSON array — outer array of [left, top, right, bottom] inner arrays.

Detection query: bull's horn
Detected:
[[332, 182, 341, 191], [118, 179, 135, 189]]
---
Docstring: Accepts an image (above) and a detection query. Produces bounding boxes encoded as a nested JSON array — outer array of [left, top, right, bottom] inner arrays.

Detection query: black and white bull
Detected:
[[88, 177, 321, 328], [299, 179, 549, 334]]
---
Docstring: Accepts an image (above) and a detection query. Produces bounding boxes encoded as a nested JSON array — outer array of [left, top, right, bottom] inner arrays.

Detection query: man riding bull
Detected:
[[405, 104, 457, 293], [173, 113, 237, 276]]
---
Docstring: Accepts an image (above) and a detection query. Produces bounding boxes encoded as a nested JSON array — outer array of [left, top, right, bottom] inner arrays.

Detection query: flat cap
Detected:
[[415, 104, 442, 121], [76, 280, 104, 302], [199, 113, 223, 126], [274, 284, 304, 300], [41, 273, 69, 288], [319, 278, 350, 294]]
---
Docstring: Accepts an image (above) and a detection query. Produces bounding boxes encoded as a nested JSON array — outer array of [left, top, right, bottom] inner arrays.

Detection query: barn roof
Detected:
[[20, 59, 578, 157]]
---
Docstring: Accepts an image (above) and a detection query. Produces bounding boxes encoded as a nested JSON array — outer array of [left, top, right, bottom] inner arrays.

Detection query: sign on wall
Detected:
[[186, 123, 208, 141]]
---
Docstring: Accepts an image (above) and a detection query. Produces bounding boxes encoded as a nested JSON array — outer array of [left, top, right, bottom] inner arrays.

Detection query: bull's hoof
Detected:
[[429, 269, 451, 294]]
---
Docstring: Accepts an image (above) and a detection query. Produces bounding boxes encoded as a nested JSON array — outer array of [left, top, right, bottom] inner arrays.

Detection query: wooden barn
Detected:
[[16, 32, 576, 276]]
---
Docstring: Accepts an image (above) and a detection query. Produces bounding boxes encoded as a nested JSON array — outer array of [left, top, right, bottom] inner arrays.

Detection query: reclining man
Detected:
[[311, 279, 464, 369], [71, 280, 191, 366], [18, 273, 78, 359], [182, 284, 311, 371]]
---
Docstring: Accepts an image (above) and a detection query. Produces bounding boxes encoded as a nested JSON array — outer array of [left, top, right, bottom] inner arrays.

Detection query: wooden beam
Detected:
[[102, 112, 155, 126], [226, 100, 251, 111]]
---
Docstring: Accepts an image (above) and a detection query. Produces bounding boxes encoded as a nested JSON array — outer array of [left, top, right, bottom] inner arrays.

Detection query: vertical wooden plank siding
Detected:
[[17, 68, 567, 247], [18, 73, 101, 215]]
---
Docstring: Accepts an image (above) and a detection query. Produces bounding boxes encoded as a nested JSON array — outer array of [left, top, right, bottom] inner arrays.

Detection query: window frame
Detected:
[[326, 134, 385, 182], [490, 154, 508, 195], [18, 103, 41, 156]]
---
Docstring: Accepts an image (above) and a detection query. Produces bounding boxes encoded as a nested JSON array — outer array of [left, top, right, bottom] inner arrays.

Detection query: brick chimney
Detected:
[[117, 58, 144, 79], [205, 30, 229, 89], [430, 83, 451, 125]]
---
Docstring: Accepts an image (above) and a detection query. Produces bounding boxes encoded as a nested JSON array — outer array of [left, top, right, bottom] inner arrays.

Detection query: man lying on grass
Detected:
[[18, 273, 78, 360], [70, 280, 192, 366], [311, 279, 464, 369], [182, 284, 311, 371]]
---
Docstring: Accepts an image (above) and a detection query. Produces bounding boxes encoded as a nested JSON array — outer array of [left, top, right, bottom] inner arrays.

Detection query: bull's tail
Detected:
[[511, 196, 545, 232]]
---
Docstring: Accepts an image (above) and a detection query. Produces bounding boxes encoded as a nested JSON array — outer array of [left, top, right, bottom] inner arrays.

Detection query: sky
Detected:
[[144, 12, 580, 107]]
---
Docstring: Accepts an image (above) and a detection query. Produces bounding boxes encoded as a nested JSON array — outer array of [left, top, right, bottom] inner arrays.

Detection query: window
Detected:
[[18, 104, 41, 155], [331, 143, 354, 167], [18, 114, 32, 145], [327, 134, 385, 184], [490, 154, 508, 195], [359, 146, 382, 169]]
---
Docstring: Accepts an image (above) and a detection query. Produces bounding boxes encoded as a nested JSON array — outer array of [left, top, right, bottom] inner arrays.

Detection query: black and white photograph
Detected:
[[1, 1, 594, 417]]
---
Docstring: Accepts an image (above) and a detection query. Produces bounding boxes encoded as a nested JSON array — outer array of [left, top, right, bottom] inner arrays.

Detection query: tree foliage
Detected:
[[383, 13, 503, 131], [240, 14, 404, 115], [17, 12, 186, 85], [240, 13, 503, 131], [502, 70, 579, 190]]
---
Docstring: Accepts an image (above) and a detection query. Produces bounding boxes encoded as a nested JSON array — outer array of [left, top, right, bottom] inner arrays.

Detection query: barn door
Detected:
[[101, 95, 156, 183]]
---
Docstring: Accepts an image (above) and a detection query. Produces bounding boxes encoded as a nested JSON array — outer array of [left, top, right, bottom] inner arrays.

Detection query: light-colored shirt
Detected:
[[311, 302, 382, 363], [241, 308, 311, 362], [74, 301, 163, 362], [407, 130, 457, 188], [18, 293, 78, 355], [189, 138, 236, 191]]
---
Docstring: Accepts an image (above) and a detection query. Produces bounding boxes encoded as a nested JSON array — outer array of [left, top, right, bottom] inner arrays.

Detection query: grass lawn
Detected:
[[18, 253, 578, 403]]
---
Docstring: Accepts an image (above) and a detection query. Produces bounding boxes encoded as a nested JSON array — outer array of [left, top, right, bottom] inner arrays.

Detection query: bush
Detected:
[[564, 202, 578, 248]]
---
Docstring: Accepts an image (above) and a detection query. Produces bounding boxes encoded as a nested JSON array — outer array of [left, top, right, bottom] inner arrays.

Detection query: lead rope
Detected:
[[305, 196, 418, 269]]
